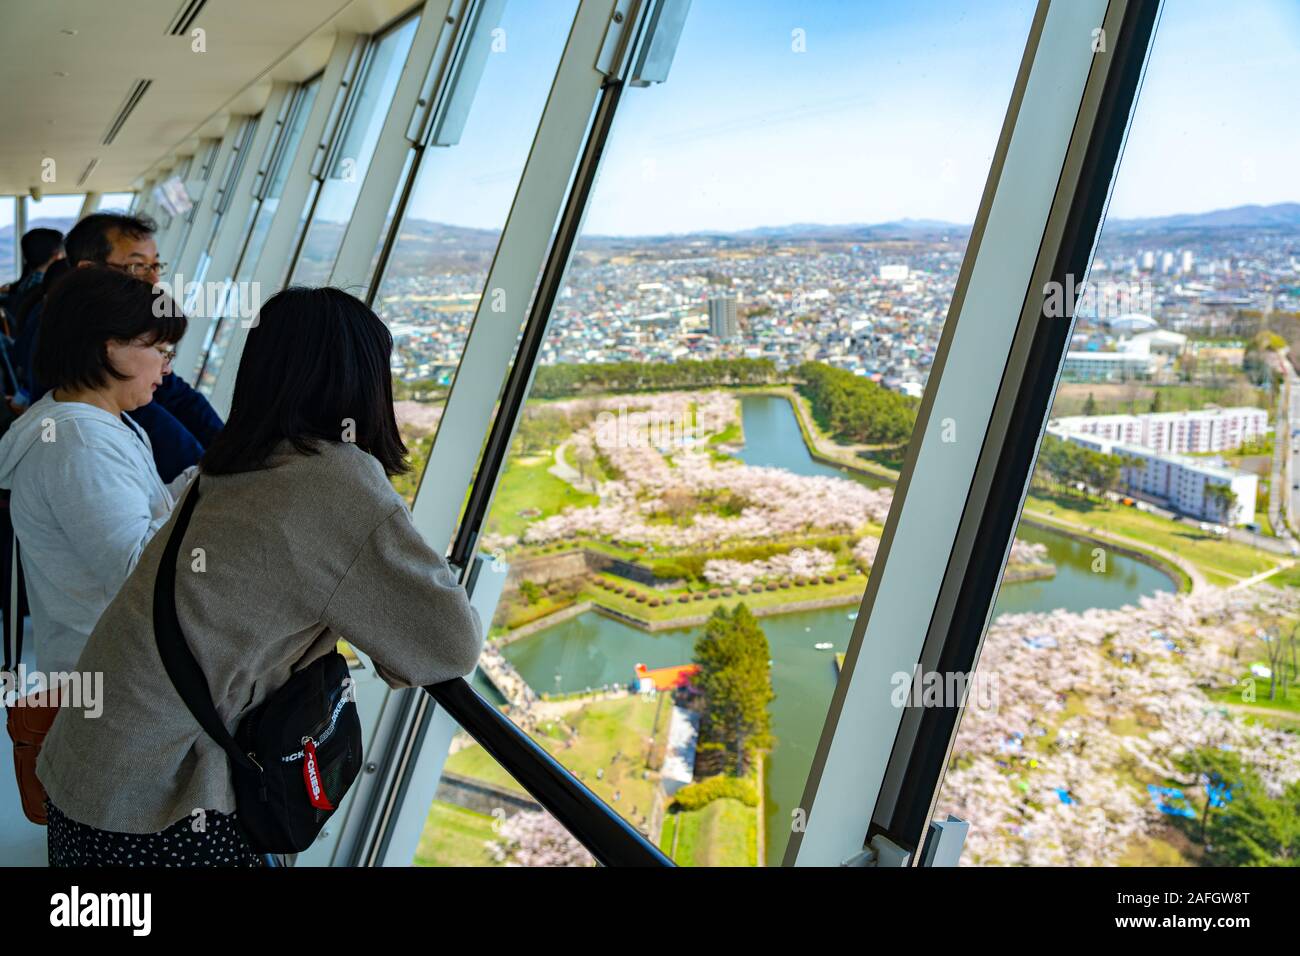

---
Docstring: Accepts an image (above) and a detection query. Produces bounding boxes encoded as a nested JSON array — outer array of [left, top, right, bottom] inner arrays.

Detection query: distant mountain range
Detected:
[[1101, 202, 1300, 233], [4, 203, 1298, 275], [692, 218, 969, 241], [575, 202, 1300, 242]]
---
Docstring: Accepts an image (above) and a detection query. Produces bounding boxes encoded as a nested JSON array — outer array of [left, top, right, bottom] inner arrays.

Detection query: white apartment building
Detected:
[[1051, 406, 1269, 454], [1049, 428, 1257, 525]]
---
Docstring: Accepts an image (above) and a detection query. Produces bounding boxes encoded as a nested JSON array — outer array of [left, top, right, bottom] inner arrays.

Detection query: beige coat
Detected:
[[37, 439, 483, 834]]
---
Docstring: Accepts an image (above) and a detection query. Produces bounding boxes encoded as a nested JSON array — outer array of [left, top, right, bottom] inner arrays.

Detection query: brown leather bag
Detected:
[[3, 514, 55, 825], [5, 686, 62, 825]]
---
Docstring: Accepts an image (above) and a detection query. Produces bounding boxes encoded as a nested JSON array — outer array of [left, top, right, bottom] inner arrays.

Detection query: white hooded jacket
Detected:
[[0, 392, 194, 673]]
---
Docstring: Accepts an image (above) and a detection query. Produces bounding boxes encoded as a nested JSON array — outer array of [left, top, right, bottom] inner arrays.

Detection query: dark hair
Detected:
[[202, 287, 408, 477], [34, 267, 185, 393], [19, 228, 64, 276], [64, 212, 157, 266]]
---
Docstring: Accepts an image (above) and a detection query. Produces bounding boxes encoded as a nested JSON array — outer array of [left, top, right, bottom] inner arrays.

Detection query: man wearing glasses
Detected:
[[13, 212, 223, 483]]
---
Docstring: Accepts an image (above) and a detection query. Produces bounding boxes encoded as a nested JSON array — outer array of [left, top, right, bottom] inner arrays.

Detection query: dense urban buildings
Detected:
[[367, 208, 1300, 404]]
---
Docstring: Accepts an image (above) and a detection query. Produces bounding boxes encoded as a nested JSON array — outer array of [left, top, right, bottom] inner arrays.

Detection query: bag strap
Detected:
[[152, 475, 261, 773]]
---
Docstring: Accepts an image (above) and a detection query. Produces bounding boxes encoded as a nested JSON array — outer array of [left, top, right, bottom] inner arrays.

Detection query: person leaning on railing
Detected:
[[36, 286, 484, 867]]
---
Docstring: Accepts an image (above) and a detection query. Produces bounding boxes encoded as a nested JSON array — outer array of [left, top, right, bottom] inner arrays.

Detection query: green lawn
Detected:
[[498, 591, 584, 631], [708, 421, 742, 445], [485, 453, 599, 540], [1269, 564, 1300, 589], [1208, 674, 1300, 715], [497, 528, 886, 632], [584, 571, 867, 624], [438, 693, 762, 867], [1257, 481, 1275, 537], [516, 529, 884, 571], [443, 695, 665, 834], [1049, 382, 1268, 417], [1023, 491, 1277, 583], [663, 798, 757, 866], [414, 800, 503, 867]]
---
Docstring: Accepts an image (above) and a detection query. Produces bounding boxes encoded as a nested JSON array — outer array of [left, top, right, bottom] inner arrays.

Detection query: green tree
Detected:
[[796, 361, 919, 445], [529, 358, 782, 398], [1083, 392, 1098, 416], [1209, 776, 1300, 866], [1032, 434, 1127, 499], [1175, 747, 1244, 843], [692, 604, 775, 775], [1175, 746, 1300, 865], [1205, 485, 1239, 525]]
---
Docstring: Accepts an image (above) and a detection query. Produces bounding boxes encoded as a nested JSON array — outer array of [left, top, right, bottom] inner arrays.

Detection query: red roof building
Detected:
[[633, 662, 700, 692]]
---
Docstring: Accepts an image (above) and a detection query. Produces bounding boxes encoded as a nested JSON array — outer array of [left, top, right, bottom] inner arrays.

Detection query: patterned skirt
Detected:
[[46, 798, 265, 867]]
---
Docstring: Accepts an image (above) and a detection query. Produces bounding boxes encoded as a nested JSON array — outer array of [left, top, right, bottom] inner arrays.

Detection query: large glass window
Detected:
[[96, 192, 136, 213], [165, 140, 220, 264], [0, 196, 18, 282], [148, 156, 194, 235], [933, 0, 1300, 867], [288, 15, 420, 286], [417, 0, 1035, 868], [197, 79, 322, 395], [375, 0, 578, 506], [171, 117, 261, 382], [23, 194, 83, 232]]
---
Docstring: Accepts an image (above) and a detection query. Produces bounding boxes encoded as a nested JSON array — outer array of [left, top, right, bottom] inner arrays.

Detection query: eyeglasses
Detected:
[[106, 260, 167, 279], [151, 344, 177, 365]]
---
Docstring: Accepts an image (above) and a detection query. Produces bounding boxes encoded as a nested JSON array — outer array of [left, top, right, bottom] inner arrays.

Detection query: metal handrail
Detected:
[[423, 677, 675, 867]]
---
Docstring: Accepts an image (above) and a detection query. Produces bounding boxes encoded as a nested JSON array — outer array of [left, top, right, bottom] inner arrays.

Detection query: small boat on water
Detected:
[[814, 642, 834, 650]]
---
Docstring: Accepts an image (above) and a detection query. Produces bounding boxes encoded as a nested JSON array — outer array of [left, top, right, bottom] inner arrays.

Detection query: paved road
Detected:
[[1229, 561, 1295, 590], [1286, 351, 1300, 534], [1268, 351, 1288, 537]]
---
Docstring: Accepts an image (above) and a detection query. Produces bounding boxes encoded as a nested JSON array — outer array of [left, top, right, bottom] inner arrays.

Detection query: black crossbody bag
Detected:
[[153, 475, 363, 854]]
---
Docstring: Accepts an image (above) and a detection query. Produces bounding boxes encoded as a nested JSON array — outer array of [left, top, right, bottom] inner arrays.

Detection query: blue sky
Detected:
[[404, 0, 1300, 235], [1107, 0, 1300, 220], [6, 1, 1296, 238]]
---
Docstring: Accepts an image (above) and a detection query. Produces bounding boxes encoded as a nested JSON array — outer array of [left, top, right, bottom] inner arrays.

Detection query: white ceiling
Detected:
[[0, 0, 417, 197]]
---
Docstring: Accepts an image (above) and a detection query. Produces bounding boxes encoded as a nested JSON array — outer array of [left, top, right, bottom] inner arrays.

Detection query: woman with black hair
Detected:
[[0, 267, 192, 675], [35, 286, 483, 866]]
